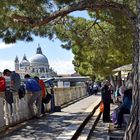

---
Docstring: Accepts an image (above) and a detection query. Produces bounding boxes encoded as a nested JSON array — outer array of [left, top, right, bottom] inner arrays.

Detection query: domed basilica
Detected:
[[15, 46, 57, 78]]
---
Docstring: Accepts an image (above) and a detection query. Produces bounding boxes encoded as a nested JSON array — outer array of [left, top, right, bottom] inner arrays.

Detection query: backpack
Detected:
[[18, 85, 26, 99], [42, 92, 52, 104], [0, 77, 6, 92], [5, 87, 14, 114]]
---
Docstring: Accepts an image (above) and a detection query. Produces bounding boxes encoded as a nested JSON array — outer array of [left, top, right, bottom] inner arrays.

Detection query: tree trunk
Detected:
[[124, 1, 140, 139], [109, 75, 115, 90], [118, 71, 122, 88]]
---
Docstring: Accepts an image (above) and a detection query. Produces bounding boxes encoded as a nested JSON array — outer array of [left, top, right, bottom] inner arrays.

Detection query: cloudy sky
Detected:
[[0, 11, 90, 74], [0, 39, 75, 74]]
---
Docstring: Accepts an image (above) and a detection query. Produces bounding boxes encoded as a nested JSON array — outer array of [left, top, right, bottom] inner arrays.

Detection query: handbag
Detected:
[[111, 111, 117, 123], [42, 92, 52, 104], [100, 101, 104, 113]]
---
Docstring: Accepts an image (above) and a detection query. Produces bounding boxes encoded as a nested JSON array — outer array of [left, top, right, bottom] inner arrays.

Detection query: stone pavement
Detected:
[[89, 104, 117, 140], [108, 104, 126, 140], [90, 104, 126, 140], [0, 94, 101, 140], [90, 115, 109, 140]]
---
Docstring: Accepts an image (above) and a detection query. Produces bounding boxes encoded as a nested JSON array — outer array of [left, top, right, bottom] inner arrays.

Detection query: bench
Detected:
[[123, 114, 130, 125]]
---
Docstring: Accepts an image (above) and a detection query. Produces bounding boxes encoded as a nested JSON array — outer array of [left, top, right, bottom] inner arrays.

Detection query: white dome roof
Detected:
[[20, 60, 30, 66], [30, 54, 48, 65], [30, 47, 49, 66], [20, 55, 30, 67]]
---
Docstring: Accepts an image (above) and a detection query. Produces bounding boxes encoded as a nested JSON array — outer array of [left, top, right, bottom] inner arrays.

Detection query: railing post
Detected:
[[12, 94, 18, 123], [4, 101, 13, 125], [0, 93, 5, 129], [50, 88, 55, 112]]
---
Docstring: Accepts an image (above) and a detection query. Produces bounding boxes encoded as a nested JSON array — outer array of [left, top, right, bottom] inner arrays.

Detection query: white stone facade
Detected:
[[15, 46, 57, 78]]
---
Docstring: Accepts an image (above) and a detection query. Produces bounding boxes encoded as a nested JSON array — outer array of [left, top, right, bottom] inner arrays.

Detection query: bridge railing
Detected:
[[54, 86, 86, 106], [0, 86, 87, 132]]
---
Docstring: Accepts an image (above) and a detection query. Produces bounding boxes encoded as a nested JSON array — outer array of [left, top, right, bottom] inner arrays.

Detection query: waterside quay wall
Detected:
[[0, 86, 87, 132]]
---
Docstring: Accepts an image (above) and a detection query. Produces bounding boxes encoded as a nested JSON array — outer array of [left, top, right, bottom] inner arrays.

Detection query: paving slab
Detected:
[[89, 104, 123, 140], [0, 94, 101, 140], [90, 114, 110, 140], [108, 104, 126, 140]]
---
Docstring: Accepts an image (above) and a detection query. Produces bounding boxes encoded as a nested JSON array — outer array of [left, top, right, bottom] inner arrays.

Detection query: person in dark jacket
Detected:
[[115, 89, 132, 128], [3, 69, 21, 92], [101, 80, 112, 122]]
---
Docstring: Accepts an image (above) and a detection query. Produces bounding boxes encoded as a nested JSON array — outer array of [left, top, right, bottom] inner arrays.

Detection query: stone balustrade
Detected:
[[0, 86, 87, 132], [54, 86, 86, 106]]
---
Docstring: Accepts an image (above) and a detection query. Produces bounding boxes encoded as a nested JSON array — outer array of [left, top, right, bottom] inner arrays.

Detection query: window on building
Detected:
[[39, 68, 44, 73]]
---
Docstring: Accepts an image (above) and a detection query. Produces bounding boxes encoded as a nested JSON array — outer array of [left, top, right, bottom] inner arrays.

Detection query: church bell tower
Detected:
[[15, 56, 19, 71]]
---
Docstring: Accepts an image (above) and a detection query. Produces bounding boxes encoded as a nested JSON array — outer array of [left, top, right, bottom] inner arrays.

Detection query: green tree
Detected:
[[54, 16, 133, 78], [0, 0, 139, 139]]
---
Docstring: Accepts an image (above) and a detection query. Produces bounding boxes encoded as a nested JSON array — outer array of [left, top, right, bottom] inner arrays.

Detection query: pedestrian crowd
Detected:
[[0, 69, 52, 119], [100, 73, 132, 129], [86, 81, 101, 95], [0, 69, 133, 127]]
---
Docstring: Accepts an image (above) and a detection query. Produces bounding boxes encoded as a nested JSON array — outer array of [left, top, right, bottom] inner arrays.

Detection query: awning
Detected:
[[114, 71, 129, 78], [113, 64, 132, 72]]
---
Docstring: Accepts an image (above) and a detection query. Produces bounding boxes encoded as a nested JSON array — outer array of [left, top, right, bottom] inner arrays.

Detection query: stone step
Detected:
[[109, 135, 124, 140]]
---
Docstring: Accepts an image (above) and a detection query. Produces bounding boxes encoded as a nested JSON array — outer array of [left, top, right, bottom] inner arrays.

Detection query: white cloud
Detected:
[[49, 59, 75, 74], [0, 60, 14, 72], [0, 43, 14, 49]]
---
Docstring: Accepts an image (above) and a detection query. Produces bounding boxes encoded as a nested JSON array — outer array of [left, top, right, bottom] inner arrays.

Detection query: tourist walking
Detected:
[[101, 80, 112, 123], [24, 74, 42, 118]]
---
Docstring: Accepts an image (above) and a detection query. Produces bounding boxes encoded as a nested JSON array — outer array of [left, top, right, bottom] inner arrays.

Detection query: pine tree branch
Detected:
[[11, 0, 135, 28], [0, 27, 9, 35], [96, 23, 106, 34]]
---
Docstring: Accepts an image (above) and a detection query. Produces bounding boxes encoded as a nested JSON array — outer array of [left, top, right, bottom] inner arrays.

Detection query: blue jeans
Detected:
[[117, 107, 130, 126]]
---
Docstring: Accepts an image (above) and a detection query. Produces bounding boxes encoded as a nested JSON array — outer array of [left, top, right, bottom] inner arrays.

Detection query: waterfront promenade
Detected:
[[0, 94, 101, 140]]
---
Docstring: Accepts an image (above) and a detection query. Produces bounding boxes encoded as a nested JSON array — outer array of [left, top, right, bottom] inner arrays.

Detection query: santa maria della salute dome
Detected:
[[15, 46, 57, 78]]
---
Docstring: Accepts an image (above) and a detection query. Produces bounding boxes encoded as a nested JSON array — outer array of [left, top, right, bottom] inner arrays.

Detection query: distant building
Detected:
[[71, 72, 81, 77], [15, 46, 57, 78]]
